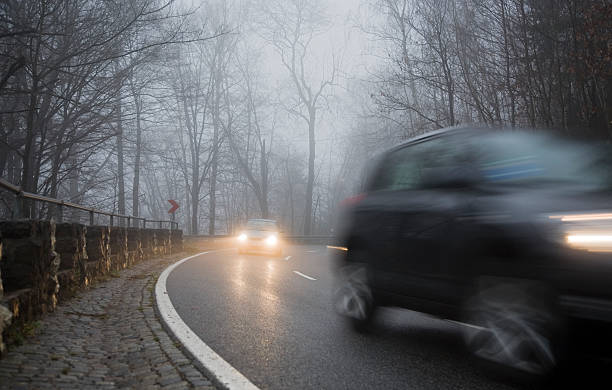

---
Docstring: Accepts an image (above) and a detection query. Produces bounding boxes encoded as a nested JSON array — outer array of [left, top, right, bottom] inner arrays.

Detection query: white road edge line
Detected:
[[293, 270, 317, 281], [284, 255, 292, 261], [155, 250, 260, 390]]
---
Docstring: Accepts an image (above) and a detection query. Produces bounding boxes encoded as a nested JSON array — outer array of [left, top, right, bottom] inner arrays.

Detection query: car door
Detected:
[[401, 139, 476, 306], [359, 146, 422, 294], [370, 136, 476, 306]]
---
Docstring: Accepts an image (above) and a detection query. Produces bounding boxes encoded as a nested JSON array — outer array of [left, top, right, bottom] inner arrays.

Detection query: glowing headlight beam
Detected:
[[237, 233, 247, 242], [326, 245, 348, 251], [550, 213, 612, 222], [265, 235, 278, 246], [566, 234, 612, 244]]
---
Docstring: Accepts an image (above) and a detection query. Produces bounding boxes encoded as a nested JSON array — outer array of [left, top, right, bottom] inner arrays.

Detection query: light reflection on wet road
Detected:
[[165, 245, 604, 390]]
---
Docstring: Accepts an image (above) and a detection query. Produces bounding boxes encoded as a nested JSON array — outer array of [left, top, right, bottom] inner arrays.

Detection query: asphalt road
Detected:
[[165, 245, 607, 390]]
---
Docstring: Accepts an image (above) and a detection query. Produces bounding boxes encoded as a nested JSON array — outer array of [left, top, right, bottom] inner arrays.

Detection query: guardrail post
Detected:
[[110, 215, 114, 227], [159, 221, 162, 228], [89, 210, 94, 225], [143, 219, 146, 229], [127, 216, 131, 228]]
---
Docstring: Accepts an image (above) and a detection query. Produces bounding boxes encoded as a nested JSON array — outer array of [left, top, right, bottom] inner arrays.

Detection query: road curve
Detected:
[[162, 245, 540, 390]]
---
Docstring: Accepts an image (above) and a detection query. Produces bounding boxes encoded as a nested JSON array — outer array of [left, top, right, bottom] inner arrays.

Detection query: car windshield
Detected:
[[246, 219, 278, 232]]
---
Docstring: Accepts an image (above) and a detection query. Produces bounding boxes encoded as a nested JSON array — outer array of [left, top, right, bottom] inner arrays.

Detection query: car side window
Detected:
[[370, 143, 425, 191], [369, 135, 475, 191]]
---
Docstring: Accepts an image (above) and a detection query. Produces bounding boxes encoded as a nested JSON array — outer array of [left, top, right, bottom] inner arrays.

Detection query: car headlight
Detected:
[[265, 235, 278, 246], [566, 233, 612, 252], [237, 233, 247, 242], [550, 212, 612, 252]]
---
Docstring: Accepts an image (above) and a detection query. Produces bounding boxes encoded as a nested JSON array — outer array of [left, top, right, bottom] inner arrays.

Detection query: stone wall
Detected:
[[153, 229, 170, 256], [141, 229, 154, 259], [86, 226, 110, 281], [55, 223, 88, 301], [0, 230, 12, 355], [171, 229, 183, 252], [0, 221, 60, 329], [109, 227, 128, 271], [127, 228, 143, 265], [0, 220, 182, 353]]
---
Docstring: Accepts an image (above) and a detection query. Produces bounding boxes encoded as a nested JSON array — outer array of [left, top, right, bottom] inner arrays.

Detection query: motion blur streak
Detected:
[[326, 245, 348, 251], [550, 213, 612, 222], [567, 234, 612, 244], [566, 233, 612, 252]]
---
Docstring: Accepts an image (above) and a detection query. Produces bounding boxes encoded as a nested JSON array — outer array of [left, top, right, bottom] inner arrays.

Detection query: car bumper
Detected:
[[239, 240, 281, 253]]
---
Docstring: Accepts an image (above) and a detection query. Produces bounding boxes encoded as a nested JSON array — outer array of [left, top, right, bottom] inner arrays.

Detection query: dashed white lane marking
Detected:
[[306, 250, 318, 253], [156, 250, 260, 390], [284, 255, 292, 261], [293, 270, 317, 281]]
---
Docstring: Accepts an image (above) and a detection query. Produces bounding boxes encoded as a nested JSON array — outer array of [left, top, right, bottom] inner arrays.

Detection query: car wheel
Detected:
[[334, 261, 376, 332], [463, 278, 564, 377]]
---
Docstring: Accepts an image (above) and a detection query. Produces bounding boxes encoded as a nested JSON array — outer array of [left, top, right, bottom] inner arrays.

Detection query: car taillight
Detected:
[[340, 193, 366, 207]]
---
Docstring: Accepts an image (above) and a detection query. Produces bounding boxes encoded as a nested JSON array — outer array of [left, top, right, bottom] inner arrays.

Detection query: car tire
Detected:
[[463, 277, 565, 378], [334, 261, 376, 333]]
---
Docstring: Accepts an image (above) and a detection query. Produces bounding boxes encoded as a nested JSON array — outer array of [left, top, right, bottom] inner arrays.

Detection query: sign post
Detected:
[[168, 200, 179, 229]]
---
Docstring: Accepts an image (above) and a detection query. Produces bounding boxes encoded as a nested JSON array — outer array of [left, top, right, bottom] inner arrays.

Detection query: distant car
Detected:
[[237, 219, 283, 256], [331, 126, 612, 377]]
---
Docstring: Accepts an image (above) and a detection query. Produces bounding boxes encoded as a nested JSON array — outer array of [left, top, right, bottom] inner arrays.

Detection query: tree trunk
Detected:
[[68, 154, 79, 222], [303, 108, 316, 235], [191, 160, 199, 235], [260, 139, 269, 218], [209, 151, 217, 235], [0, 124, 7, 178], [116, 99, 126, 224], [132, 96, 142, 218]]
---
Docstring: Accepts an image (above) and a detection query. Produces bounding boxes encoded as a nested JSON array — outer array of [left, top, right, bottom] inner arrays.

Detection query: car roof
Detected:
[[389, 124, 484, 151]]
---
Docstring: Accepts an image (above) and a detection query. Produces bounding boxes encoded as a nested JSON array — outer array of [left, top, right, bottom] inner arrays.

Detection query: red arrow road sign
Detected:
[[168, 199, 179, 214]]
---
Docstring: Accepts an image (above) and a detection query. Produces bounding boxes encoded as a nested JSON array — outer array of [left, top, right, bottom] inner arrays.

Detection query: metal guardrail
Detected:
[[0, 177, 178, 229]]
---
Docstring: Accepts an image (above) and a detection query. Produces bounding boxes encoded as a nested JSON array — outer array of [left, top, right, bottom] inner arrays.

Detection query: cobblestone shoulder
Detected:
[[0, 253, 217, 390]]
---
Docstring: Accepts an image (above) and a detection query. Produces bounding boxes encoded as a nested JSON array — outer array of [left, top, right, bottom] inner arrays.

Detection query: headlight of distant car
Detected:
[[265, 235, 278, 246], [237, 233, 247, 242]]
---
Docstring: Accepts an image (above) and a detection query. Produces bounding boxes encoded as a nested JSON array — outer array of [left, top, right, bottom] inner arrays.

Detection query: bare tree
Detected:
[[257, 0, 338, 235]]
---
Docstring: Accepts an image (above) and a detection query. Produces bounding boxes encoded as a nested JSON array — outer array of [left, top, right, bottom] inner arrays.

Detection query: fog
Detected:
[[0, 0, 609, 235]]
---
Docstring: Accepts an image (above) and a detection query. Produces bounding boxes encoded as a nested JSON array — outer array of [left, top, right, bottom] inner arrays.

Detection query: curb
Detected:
[[154, 250, 260, 390]]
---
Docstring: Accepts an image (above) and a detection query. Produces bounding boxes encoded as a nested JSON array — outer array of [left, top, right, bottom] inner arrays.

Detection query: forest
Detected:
[[0, 0, 610, 235]]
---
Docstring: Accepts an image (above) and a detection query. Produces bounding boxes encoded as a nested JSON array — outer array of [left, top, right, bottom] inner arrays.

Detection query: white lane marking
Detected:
[[284, 256, 292, 261], [306, 250, 318, 253], [293, 270, 317, 281], [156, 250, 260, 390]]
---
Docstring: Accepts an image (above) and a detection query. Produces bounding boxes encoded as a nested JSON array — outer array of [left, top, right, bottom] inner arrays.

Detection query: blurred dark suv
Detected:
[[331, 126, 612, 376]]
